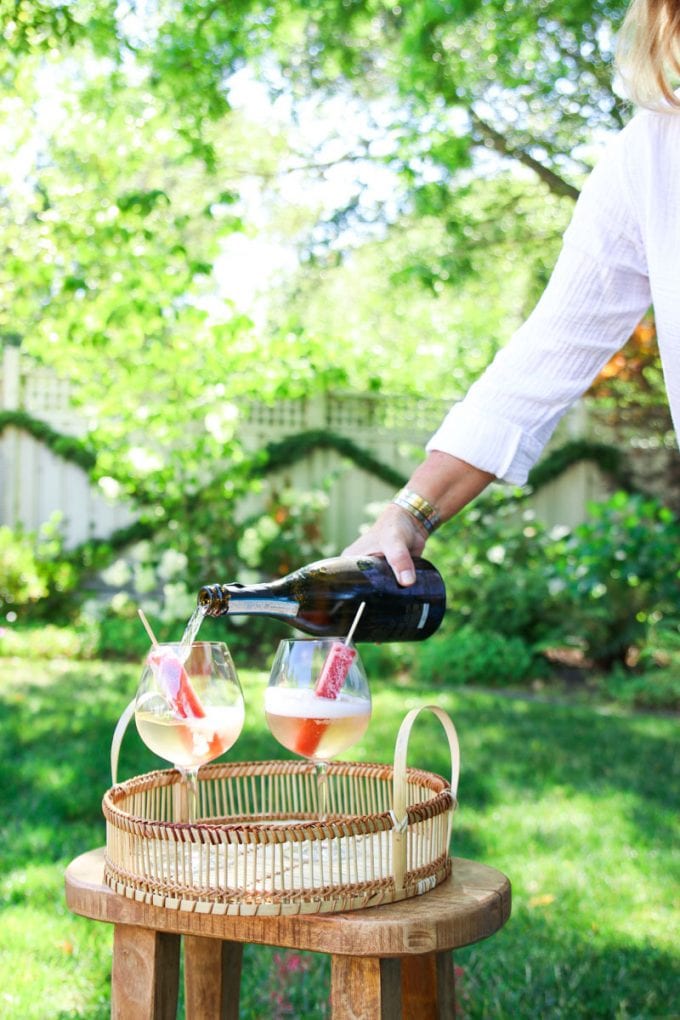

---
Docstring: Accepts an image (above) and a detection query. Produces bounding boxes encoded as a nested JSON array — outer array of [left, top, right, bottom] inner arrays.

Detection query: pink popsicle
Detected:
[[314, 642, 357, 698], [148, 647, 206, 719], [293, 604, 365, 758], [294, 644, 357, 756]]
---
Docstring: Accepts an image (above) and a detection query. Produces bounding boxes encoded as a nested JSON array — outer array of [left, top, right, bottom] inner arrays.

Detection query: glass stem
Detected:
[[176, 766, 199, 823], [315, 760, 329, 822]]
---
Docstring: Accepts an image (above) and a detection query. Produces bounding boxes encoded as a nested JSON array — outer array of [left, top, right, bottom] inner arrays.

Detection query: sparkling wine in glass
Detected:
[[135, 640, 244, 822], [264, 635, 371, 821]]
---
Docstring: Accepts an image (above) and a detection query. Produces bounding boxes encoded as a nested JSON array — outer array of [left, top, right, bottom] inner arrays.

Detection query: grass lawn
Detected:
[[0, 655, 677, 1018]]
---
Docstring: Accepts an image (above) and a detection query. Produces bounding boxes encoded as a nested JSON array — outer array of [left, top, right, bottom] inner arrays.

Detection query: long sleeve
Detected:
[[427, 116, 653, 485]]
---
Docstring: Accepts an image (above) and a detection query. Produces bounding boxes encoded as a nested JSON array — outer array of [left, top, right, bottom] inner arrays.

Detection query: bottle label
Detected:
[[417, 603, 430, 630], [229, 599, 300, 617]]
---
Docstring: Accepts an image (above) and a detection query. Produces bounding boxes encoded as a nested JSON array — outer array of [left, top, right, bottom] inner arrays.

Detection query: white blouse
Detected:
[[427, 108, 680, 483]]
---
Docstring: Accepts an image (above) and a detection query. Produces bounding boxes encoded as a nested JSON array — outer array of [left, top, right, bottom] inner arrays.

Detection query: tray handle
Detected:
[[391, 705, 460, 893], [110, 696, 136, 787]]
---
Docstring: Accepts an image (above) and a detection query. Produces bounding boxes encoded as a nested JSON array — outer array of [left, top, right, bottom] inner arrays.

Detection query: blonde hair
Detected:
[[617, 0, 680, 109]]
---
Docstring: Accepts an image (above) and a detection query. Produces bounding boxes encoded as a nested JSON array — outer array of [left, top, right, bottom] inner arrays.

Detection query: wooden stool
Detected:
[[65, 848, 511, 1019]]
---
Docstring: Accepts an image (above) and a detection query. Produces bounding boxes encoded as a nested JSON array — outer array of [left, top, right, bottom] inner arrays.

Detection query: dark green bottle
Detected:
[[198, 555, 446, 642]]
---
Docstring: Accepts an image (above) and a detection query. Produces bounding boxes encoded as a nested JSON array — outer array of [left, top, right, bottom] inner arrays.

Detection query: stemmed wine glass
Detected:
[[135, 640, 245, 822], [264, 635, 371, 821]]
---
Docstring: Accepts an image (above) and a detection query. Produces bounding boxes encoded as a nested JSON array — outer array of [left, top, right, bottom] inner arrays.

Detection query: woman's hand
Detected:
[[343, 451, 495, 585], [343, 504, 428, 586]]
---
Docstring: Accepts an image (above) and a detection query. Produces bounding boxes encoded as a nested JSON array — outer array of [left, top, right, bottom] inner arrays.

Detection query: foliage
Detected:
[[2, 0, 662, 445], [0, 621, 96, 659], [1, 0, 670, 641], [0, 410, 96, 471], [237, 487, 332, 575], [423, 486, 680, 677], [430, 486, 569, 649], [526, 438, 635, 493], [256, 429, 407, 489], [548, 492, 680, 667], [603, 665, 680, 711], [412, 625, 539, 687], [0, 526, 48, 609], [0, 519, 76, 613]]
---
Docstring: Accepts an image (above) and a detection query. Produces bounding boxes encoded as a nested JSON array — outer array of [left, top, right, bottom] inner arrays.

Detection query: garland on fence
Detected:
[[0, 409, 96, 472], [527, 439, 636, 493], [2, 410, 639, 569], [254, 429, 407, 489]]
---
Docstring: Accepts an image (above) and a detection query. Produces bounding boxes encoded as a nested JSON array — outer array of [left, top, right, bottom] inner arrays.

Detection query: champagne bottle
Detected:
[[198, 555, 446, 642]]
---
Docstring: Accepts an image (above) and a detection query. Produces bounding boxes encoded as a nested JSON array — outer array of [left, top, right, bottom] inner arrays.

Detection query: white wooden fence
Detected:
[[0, 345, 609, 551]]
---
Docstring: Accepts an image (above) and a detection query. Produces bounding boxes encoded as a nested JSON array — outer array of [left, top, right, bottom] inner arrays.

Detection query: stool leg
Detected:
[[401, 951, 456, 1019], [111, 924, 180, 1020], [330, 956, 402, 1019], [184, 936, 243, 1020]]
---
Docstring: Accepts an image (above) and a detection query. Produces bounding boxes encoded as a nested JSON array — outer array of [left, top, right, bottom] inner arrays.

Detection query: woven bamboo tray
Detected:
[[103, 704, 459, 916]]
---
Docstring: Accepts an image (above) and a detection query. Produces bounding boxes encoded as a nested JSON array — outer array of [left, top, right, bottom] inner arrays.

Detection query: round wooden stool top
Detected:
[[65, 848, 511, 957]]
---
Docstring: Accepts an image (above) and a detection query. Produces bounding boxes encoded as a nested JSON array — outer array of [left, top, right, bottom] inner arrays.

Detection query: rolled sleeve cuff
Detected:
[[425, 404, 546, 485]]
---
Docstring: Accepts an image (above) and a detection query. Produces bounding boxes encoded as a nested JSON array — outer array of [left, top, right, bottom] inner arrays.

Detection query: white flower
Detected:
[[102, 559, 132, 587], [158, 549, 188, 580], [133, 566, 157, 594], [98, 476, 121, 500], [549, 525, 571, 541], [486, 544, 506, 565], [130, 541, 152, 563], [110, 592, 131, 613]]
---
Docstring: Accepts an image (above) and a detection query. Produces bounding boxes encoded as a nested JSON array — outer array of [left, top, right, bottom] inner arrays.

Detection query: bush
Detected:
[[358, 641, 413, 678], [412, 625, 539, 687], [0, 622, 96, 659], [603, 666, 680, 712], [0, 526, 49, 610], [427, 487, 680, 676], [547, 492, 680, 667], [428, 486, 571, 651]]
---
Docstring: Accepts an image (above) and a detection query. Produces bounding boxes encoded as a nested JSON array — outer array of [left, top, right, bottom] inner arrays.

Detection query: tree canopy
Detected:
[[2, 0, 664, 517]]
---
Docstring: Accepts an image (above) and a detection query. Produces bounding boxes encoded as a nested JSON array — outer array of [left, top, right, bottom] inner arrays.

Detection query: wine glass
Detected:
[[135, 640, 245, 822], [265, 637, 372, 821]]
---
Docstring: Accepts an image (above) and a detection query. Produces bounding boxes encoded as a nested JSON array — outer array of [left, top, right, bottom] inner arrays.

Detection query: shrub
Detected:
[[412, 625, 539, 687], [358, 641, 413, 680], [603, 665, 680, 712], [428, 486, 571, 651], [427, 487, 680, 675], [0, 622, 96, 659], [547, 492, 680, 667], [0, 526, 48, 610]]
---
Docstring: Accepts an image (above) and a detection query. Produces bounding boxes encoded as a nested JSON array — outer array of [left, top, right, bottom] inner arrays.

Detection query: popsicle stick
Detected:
[[138, 608, 159, 647], [345, 601, 366, 646]]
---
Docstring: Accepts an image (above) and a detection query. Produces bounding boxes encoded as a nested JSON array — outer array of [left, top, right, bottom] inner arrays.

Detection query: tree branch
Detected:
[[470, 112, 581, 202]]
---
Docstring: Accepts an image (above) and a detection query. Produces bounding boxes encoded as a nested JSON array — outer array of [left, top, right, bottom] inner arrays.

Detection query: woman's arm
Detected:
[[345, 114, 657, 584]]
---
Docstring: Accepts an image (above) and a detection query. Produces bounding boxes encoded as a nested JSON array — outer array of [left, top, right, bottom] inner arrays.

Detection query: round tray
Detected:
[[103, 705, 459, 916]]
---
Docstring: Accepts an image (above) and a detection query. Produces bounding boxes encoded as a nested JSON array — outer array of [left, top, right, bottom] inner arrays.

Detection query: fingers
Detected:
[[384, 544, 416, 586], [343, 506, 427, 586]]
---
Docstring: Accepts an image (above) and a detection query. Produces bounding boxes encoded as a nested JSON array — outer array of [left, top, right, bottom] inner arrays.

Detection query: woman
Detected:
[[344, 0, 680, 585]]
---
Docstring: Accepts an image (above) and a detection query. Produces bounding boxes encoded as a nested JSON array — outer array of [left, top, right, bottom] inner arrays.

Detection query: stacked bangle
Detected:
[[392, 488, 442, 534]]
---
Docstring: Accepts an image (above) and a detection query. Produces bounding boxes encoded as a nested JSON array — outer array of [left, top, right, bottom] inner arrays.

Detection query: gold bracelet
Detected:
[[392, 488, 441, 534]]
